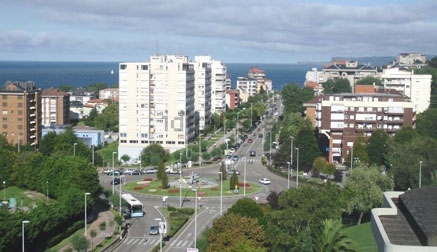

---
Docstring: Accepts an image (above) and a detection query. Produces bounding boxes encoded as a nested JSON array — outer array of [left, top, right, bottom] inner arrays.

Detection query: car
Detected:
[[226, 169, 240, 175], [259, 133, 263, 138], [131, 170, 140, 175], [250, 151, 256, 157], [108, 170, 121, 176], [232, 155, 239, 161], [111, 178, 121, 185], [124, 169, 134, 175], [145, 168, 158, 174], [258, 178, 271, 185], [248, 138, 253, 143], [149, 225, 159, 235]]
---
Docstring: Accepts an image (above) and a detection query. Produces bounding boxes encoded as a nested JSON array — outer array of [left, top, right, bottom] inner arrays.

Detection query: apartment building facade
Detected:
[[1, 81, 41, 148], [193, 56, 228, 114], [236, 77, 258, 102], [304, 92, 415, 163], [41, 89, 70, 126], [381, 68, 432, 113], [193, 57, 212, 133], [118, 55, 196, 160]]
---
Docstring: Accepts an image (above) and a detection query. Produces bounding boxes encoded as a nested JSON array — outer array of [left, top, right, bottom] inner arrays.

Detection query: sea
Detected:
[[0, 61, 324, 91]]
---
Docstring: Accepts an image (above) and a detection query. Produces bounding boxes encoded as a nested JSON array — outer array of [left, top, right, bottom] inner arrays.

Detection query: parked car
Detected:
[[258, 178, 271, 185], [124, 169, 134, 175], [149, 225, 159, 235], [259, 133, 263, 138], [108, 170, 121, 176], [248, 138, 253, 143], [131, 170, 141, 175], [232, 155, 239, 162], [250, 151, 256, 157], [145, 168, 158, 174]]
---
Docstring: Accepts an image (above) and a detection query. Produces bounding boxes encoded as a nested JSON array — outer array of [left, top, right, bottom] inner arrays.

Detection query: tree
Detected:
[[120, 154, 130, 164], [227, 198, 266, 226], [311, 219, 356, 252], [367, 130, 389, 166], [229, 172, 239, 191], [416, 108, 437, 139], [344, 165, 394, 224], [266, 191, 280, 210], [294, 120, 321, 170], [265, 184, 343, 251], [141, 144, 169, 166], [356, 76, 381, 86], [71, 234, 90, 252], [219, 162, 227, 181], [207, 214, 265, 252], [323, 78, 352, 94], [90, 229, 97, 252], [281, 83, 314, 114]]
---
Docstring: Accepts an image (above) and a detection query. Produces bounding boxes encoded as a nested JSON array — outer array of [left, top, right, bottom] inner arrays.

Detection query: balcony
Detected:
[[30, 120, 36, 124]]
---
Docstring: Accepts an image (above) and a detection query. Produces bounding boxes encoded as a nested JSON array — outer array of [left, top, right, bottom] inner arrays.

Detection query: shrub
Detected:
[[134, 186, 142, 190], [168, 188, 179, 193], [198, 191, 206, 197], [144, 177, 153, 181], [210, 187, 218, 191]]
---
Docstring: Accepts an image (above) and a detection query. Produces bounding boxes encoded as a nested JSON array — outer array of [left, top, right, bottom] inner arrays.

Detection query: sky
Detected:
[[1, 0, 436, 63]]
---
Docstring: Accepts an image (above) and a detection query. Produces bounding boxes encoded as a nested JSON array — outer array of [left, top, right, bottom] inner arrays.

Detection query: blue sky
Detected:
[[1, 0, 436, 63]]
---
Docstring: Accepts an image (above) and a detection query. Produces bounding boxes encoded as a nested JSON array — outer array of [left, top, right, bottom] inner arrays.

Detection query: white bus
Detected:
[[121, 193, 144, 217]]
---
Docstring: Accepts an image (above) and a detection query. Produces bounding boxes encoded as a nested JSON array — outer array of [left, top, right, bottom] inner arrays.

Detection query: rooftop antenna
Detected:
[[156, 40, 159, 56]]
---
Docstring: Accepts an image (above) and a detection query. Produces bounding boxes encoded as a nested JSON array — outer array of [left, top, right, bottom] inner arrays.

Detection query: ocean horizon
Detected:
[[0, 61, 322, 91]]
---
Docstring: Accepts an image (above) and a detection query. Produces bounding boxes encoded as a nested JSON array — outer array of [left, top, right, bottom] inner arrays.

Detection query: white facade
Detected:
[[194, 56, 227, 114], [381, 68, 432, 113], [193, 57, 212, 132], [118, 55, 196, 160], [236, 77, 258, 102]]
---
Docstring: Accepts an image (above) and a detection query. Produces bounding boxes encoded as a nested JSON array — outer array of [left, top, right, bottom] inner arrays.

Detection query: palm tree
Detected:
[[90, 229, 97, 251], [311, 219, 356, 252]]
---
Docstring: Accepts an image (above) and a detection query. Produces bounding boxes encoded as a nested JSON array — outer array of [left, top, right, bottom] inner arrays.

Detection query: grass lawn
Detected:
[[1, 186, 46, 207], [123, 176, 260, 198], [344, 222, 378, 252]]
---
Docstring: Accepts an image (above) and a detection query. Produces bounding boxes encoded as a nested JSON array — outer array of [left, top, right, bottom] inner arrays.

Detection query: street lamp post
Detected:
[[250, 103, 253, 127], [295, 147, 299, 189], [350, 145, 353, 173], [290, 136, 293, 184], [119, 175, 123, 216], [84, 192, 90, 236], [179, 153, 183, 208], [112, 152, 117, 194], [199, 134, 201, 168], [73, 142, 77, 156], [242, 157, 247, 197], [419, 161, 423, 188], [92, 145, 95, 166], [46, 181, 48, 200], [218, 172, 223, 215], [287, 162, 291, 190], [269, 132, 272, 165], [2, 181, 5, 200], [192, 188, 198, 248], [22, 220, 29, 252]]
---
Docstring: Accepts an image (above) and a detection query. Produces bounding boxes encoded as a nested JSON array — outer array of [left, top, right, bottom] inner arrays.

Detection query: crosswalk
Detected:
[[122, 237, 160, 246]]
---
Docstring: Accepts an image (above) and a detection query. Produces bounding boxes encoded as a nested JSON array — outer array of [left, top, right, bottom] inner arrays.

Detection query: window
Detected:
[[141, 65, 148, 70], [2, 102, 6, 107], [120, 64, 127, 70], [17, 103, 23, 108]]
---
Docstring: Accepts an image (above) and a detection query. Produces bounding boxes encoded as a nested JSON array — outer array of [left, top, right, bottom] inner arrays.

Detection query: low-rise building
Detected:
[[304, 91, 415, 163], [41, 89, 70, 127]]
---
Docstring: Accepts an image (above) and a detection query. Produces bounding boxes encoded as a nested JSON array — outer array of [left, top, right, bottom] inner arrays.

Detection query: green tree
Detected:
[[85, 108, 98, 127], [311, 219, 356, 252], [416, 108, 437, 139], [227, 198, 265, 226], [281, 83, 314, 114], [229, 172, 239, 191], [344, 165, 394, 224], [265, 184, 343, 251], [356, 76, 382, 86], [95, 103, 119, 132], [120, 154, 130, 164], [207, 214, 265, 252], [294, 120, 321, 169], [71, 234, 90, 252], [219, 162, 227, 181], [90, 229, 97, 252], [367, 129, 389, 166], [323, 78, 352, 94], [141, 144, 169, 166]]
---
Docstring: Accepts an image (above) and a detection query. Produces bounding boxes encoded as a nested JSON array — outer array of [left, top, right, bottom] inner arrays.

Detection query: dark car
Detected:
[[149, 225, 159, 235], [111, 178, 121, 185], [131, 170, 140, 175], [250, 151, 256, 157], [259, 133, 263, 138]]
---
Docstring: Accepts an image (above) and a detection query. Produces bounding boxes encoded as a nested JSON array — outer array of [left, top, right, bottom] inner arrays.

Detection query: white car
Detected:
[[259, 178, 271, 185]]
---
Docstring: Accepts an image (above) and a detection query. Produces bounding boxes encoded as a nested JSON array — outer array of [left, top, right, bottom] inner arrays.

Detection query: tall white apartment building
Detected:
[[381, 68, 432, 113], [193, 57, 212, 133], [118, 55, 196, 159], [194, 56, 227, 114]]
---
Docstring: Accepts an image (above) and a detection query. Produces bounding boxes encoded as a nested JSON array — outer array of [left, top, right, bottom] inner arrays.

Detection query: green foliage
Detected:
[[323, 78, 352, 94], [367, 130, 389, 166], [311, 219, 357, 252], [71, 234, 90, 252], [141, 144, 169, 166], [356, 76, 382, 86], [312, 157, 335, 175], [229, 172, 239, 191], [220, 162, 227, 181], [227, 198, 266, 226], [265, 184, 343, 251], [294, 120, 321, 169], [84, 108, 98, 127], [94, 103, 119, 132], [281, 83, 314, 114], [207, 214, 265, 252], [416, 108, 437, 139], [344, 166, 394, 224], [120, 154, 130, 163]]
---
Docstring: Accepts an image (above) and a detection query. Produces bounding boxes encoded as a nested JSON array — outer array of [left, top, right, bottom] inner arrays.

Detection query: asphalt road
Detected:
[[99, 98, 293, 252]]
